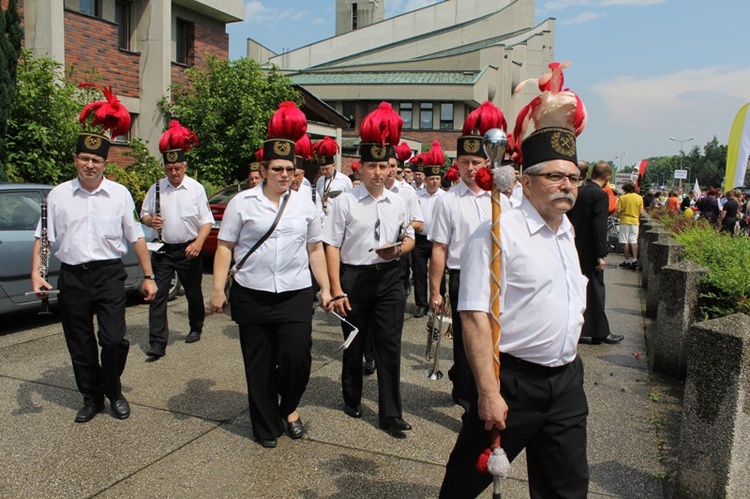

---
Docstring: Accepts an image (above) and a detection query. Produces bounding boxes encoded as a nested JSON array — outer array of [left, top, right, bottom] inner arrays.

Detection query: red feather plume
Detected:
[[254, 147, 264, 162], [445, 166, 460, 183], [360, 102, 403, 146], [475, 168, 493, 191], [462, 101, 507, 136], [395, 142, 413, 163], [351, 161, 360, 174], [312, 136, 339, 158], [159, 120, 199, 153], [295, 134, 313, 160], [78, 83, 131, 137], [423, 141, 445, 166], [267, 101, 307, 142]]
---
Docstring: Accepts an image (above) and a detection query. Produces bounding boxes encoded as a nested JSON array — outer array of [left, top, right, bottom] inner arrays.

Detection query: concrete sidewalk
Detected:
[[0, 257, 667, 498]]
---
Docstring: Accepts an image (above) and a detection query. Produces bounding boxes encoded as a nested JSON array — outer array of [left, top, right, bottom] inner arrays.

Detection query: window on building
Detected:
[[342, 101, 356, 128], [399, 103, 413, 129], [175, 19, 192, 65], [352, 3, 358, 30], [419, 102, 433, 130], [115, 1, 131, 50], [66, 0, 101, 17], [440, 103, 454, 130]]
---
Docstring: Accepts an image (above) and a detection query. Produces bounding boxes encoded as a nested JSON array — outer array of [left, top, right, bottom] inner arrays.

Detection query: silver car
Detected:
[[0, 183, 180, 316]]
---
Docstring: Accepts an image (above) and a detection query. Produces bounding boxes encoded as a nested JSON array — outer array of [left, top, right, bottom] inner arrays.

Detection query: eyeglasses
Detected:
[[76, 155, 106, 166], [374, 219, 381, 242], [269, 166, 295, 173], [528, 172, 581, 184]]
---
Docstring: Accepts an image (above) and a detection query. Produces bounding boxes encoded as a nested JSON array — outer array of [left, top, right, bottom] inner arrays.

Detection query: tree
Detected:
[[0, 0, 23, 180], [1, 51, 88, 184], [159, 57, 300, 187]]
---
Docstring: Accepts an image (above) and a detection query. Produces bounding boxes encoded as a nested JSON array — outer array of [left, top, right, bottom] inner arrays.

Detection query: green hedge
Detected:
[[650, 208, 750, 319]]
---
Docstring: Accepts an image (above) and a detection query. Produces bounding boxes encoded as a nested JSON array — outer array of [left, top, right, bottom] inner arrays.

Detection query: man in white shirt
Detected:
[[141, 121, 214, 357], [31, 93, 157, 423], [323, 103, 415, 438], [428, 134, 497, 412], [314, 139, 352, 216], [413, 163, 446, 317], [440, 126, 590, 498], [412, 164, 425, 190]]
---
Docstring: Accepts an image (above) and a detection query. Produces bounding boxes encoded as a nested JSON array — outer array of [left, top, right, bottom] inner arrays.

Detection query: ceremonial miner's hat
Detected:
[[76, 84, 132, 159], [457, 101, 506, 159], [512, 61, 587, 169], [312, 136, 339, 166], [263, 101, 307, 162], [422, 142, 445, 177], [359, 102, 403, 163], [159, 120, 199, 164]]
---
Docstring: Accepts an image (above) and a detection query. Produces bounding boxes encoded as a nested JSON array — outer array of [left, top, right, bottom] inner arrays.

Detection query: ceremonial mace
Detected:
[[482, 128, 511, 499]]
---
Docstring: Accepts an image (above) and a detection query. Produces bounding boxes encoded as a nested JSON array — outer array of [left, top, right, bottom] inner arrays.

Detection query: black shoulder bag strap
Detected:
[[232, 191, 290, 273]]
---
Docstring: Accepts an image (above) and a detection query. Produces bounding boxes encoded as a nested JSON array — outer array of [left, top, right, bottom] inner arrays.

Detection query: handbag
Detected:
[[224, 192, 290, 299]]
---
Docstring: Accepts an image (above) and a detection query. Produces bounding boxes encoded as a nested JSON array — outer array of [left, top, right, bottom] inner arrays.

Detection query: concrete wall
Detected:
[[272, 0, 527, 69]]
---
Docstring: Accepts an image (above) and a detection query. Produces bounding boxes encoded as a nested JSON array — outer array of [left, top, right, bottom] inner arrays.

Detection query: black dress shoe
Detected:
[[592, 334, 625, 345], [146, 346, 165, 361], [577, 336, 593, 345], [258, 438, 277, 448], [379, 416, 412, 431], [413, 306, 427, 318], [110, 397, 131, 419], [74, 403, 104, 423], [343, 404, 362, 418], [285, 418, 305, 439], [363, 359, 376, 376], [185, 330, 202, 343], [379, 417, 411, 438]]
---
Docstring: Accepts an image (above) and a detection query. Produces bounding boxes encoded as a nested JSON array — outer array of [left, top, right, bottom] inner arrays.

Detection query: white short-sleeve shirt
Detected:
[[218, 186, 321, 293], [415, 187, 445, 235], [428, 181, 499, 270], [458, 197, 587, 367], [316, 170, 353, 215], [322, 185, 415, 266], [389, 183, 424, 224], [141, 176, 214, 244], [38, 178, 145, 265]]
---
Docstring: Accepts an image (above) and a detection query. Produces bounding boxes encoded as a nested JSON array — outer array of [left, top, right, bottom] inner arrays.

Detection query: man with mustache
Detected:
[[440, 126, 591, 498]]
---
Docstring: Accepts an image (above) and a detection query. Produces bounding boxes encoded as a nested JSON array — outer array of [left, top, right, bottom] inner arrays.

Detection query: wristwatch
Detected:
[[144, 274, 156, 280]]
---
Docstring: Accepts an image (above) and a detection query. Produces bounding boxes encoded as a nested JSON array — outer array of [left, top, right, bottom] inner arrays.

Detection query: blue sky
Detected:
[[226, 0, 750, 168]]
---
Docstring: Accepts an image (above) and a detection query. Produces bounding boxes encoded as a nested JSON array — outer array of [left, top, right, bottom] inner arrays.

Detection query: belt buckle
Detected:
[[81, 262, 91, 270], [374, 262, 384, 270]]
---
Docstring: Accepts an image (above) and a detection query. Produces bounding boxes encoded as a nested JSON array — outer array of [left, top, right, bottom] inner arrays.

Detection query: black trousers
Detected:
[[340, 262, 405, 417], [448, 269, 474, 412], [412, 234, 445, 309], [581, 267, 611, 340], [440, 355, 589, 499], [238, 321, 312, 441], [58, 260, 130, 406], [149, 242, 205, 348]]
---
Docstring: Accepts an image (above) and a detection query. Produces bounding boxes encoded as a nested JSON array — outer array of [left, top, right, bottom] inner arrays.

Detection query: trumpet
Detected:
[[425, 282, 451, 380]]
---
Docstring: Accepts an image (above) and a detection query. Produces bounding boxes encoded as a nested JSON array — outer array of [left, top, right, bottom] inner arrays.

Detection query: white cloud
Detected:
[[312, 17, 326, 25], [579, 66, 750, 161], [561, 11, 606, 24], [244, 1, 284, 23], [600, 0, 667, 5], [542, 0, 666, 9]]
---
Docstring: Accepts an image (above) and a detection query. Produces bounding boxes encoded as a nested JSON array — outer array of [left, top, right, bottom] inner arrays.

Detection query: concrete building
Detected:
[[17, 0, 243, 163], [247, 0, 554, 162]]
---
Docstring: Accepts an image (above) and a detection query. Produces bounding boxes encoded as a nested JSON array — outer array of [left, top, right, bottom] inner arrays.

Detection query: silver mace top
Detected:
[[483, 128, 508, 170]]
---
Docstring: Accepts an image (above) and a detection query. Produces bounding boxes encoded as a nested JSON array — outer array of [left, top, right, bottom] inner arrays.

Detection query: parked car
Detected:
[[0, 183, 180, 316], [203, 179, 253, 256]]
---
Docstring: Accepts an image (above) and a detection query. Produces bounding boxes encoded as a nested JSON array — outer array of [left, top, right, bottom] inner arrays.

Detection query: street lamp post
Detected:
[[669, 136, 694, 188]]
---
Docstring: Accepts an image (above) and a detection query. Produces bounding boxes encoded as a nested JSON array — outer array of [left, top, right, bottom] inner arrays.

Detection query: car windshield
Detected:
[[208, 180, 252, 204]]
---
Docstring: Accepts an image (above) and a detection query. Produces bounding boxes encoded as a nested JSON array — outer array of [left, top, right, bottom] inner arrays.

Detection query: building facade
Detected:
[[249, 0, 554, 163], [18, 0, 243, 163]]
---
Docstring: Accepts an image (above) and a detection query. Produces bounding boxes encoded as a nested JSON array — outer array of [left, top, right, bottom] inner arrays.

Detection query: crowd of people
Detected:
[[31, 62, 647, 497]]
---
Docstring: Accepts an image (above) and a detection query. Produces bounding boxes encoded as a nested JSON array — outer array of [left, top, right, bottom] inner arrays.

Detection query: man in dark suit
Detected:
[[567, 161, 624, 345]]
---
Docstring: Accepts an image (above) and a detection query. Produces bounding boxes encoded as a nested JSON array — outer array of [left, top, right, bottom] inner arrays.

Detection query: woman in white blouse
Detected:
[[211, 129, 332, 449]]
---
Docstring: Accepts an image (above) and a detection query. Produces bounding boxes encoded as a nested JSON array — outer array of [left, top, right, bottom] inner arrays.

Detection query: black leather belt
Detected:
[[62, 259, 121, 271], [341, 261, 399, 271], [162, 239, 195, 250], [500, 352, 574, 376]]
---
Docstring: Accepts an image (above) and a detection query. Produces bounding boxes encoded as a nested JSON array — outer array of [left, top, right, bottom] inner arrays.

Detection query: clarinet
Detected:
[[154, 181, 163, 243], [38, 200, 52, 315]]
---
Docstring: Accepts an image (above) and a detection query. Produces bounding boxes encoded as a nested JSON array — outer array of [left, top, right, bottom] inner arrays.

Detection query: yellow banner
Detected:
[[725, 103, 750, 189]]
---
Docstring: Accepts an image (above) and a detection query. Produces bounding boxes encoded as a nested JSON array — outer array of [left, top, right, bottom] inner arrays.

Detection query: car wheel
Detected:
[[167, 272, 181, 301]]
